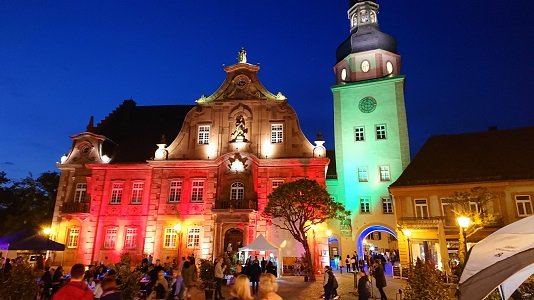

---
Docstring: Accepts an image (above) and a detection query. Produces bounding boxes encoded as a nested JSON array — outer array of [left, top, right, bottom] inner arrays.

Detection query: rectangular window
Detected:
[[187, 228, 201, 248], [357, 167, 368, 182], [271, 124, 283, 144], [360, 197, 371, 214], [190, 180, 204, 203], [376, 124, 387, 140], [168, 181, 183, 203], [198, 125, 210, 145], [124, 227, 137, 249], [382, 197, 393, 214], [110, 183, 123, 204], [354, 126, 365, 141], [516, 195, 533, 217], [469, 201, 480, 213], [415, 199, 429, 218], [74, 183, 87, 202], [67, 228, 80, 248], [130, 182, 144, 204], [379, 165, 391, 181], [272, 180, 284, 190], [163, 228, 177, 248], [104, 227, 118, 249]]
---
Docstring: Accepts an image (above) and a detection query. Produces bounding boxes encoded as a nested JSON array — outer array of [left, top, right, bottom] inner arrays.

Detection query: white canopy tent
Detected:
[[458, 215, 534, 299], [239, 234, 283, 277]]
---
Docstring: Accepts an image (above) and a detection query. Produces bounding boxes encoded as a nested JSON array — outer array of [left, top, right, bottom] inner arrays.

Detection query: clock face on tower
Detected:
[[359, 96, 377, 113]]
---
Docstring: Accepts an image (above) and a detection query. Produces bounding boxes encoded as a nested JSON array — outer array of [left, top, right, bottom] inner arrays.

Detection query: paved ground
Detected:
[[188, 267, 405, 300]]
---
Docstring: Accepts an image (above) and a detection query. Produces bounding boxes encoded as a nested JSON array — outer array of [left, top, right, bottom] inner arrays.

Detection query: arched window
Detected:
[[230, 182, 245, 208]]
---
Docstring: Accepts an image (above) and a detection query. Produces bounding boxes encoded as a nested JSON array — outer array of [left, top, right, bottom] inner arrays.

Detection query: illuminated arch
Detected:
[[356, 224, 397, 257]]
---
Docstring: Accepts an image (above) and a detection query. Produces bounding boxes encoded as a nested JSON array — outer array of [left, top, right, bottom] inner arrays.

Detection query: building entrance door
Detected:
[[224, 228, 244, 252]]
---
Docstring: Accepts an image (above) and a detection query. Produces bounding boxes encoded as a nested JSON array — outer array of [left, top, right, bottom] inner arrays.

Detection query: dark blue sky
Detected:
[[1, 1, 533, 179]]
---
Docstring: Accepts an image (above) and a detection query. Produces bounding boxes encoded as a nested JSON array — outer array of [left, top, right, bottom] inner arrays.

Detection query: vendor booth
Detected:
[[238, 234, 283, 277]]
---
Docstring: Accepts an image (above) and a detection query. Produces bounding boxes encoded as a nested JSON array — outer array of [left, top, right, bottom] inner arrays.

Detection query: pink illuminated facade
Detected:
[[51, 57, 329, 267]]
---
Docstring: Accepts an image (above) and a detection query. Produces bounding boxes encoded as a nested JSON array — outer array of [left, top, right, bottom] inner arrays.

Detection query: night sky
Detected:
[[1, 1, 533, 179]]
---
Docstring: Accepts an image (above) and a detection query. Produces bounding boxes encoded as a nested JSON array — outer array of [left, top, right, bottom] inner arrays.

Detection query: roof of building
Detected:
[[93, 100, 194, 163], [391, 127, 534, 187], [336, 26, 397, 63]]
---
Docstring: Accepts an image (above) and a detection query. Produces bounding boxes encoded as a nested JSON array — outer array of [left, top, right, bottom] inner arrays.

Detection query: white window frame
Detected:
[[190, 180, 204, 203], [110, 183, 123, 204], [271, 124, 283, 144], [163, 228, 177, 248], [379, 165, 391, 181], [360, 197, 371, 214], [357, 167, 368, 182], [230, 182, 245, 208], [104, 227, 118, 249], [187, 228, 201, 249], [382, 197, 393, 214], [130, 182, 143, 204], [74, 183, 87, 203], [272, 180, 284, 191], [515, 195, 533, 217], [198, 125, 210, 145], [354, 126, 365, 142], [67, 227, 80, 248], [415, 199, 429, 218], [124, 227, 137, 249], [168, 181, 183, 203], [376, 124, 387, 140]]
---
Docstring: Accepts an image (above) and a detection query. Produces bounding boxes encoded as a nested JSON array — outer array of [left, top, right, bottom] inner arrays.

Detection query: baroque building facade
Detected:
[[51, 56, 329, 267]]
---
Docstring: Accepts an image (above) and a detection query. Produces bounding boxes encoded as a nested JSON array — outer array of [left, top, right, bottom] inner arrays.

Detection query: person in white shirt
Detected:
[[214, 257, 226, 300]]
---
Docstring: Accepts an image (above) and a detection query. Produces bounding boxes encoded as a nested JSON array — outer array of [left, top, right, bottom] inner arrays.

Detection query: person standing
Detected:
[[351, 254, 358, 272], [52, 263, 94, 300], [372, 259, 387, 300], [249, 260, 261, 295], [345, 255, 351, 272], [323, 266, 334, 300], [181, 261, 194, 300], [357, 271, 371, 300], [214, 257, 227, 300]]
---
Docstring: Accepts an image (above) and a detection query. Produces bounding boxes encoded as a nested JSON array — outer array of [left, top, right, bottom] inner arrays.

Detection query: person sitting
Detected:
[[100, 277, 123, 300], [52, 263, 93, 300]]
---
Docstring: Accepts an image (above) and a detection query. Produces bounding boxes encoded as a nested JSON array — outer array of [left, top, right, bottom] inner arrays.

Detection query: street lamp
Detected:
[[402, 229, 413, 269], [174, 223, 183, 264], [457, 216, 471, 264], [43, 227, 52, 236]]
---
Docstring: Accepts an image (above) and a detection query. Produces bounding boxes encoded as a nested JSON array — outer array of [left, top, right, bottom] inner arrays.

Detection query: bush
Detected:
[[402, 258, 451, 300], [0, 264, 40, 300], [199, 258, 215, 289], [112, 253, 143, 300]]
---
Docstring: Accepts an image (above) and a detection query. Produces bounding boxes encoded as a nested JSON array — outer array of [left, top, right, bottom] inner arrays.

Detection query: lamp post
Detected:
[[457, 216, 471, 264], [402, 229, 413, 269], [174, 223, 183, 265]]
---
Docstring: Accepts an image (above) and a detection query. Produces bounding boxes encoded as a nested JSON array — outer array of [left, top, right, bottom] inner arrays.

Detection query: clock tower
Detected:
[[329, 0, 410, 257]]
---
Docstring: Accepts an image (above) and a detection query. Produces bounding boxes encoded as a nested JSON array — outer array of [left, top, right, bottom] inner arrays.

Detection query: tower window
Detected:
[[357, 167, 368, 182], [271, 124, 283, 143], [74, 183, 87, 203], [382, 197, 393, 214], [354, 127, 365, 141], [198, 125, 210, 145], [376, 124, 387, 140], [379, 165, 391, 181], [360, 197, 371, 214]]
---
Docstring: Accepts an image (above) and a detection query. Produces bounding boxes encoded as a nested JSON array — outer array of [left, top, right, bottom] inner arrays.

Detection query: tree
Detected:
[[262, 179, 349, 282], [443, 186, 498, 265], [0, 264, 40, 300], [0, 171, 59, 236], [402, 258, 451, 300]]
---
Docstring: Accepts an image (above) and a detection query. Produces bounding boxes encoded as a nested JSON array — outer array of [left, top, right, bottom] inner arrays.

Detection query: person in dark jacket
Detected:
[[100, 277, 123, 300], [357, 271, 371, 300], [249, 260, 261, 295], [371, 259, 387, 300]]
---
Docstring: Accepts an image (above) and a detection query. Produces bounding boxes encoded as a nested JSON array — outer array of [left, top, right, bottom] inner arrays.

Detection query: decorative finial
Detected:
[[315, 131, 324, 142], [238, 47, 247, 63], [86, 116, 95, 132]]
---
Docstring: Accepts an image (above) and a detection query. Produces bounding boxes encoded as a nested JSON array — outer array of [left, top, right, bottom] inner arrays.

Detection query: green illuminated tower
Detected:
[[330, 0, 410, 256]]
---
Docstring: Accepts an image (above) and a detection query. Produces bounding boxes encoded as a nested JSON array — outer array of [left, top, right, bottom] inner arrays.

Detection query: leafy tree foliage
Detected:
[[263, 179, 349, 281], [0, 171, 59, 236], [112, 253, 143, 299], [0, 264, 40, 300], [402, 258, 451, 300]]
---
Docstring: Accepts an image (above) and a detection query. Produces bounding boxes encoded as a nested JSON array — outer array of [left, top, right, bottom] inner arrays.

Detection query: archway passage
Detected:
[[224, 228, 244, 252], [357, 225, 398, 259]]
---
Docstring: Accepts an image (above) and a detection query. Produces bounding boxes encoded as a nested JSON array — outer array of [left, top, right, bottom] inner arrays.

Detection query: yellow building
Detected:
[[389, 127, 534, 271]]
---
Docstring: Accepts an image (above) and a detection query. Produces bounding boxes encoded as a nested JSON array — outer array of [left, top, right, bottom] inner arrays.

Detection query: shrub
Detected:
[[0, 264, 40, 300], [402, 258, 451, 300]]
